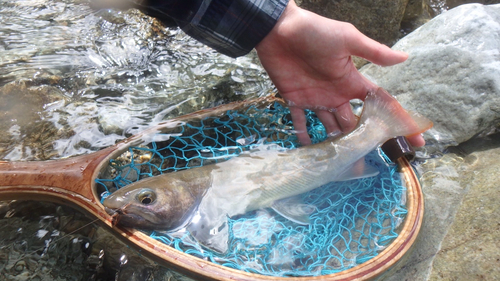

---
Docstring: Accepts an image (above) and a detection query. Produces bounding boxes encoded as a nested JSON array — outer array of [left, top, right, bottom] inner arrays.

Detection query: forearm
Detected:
[[136, 0, 289, 57]]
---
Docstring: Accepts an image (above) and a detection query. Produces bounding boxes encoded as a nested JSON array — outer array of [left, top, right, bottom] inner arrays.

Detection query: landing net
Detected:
[[96, 100, 407, 277]]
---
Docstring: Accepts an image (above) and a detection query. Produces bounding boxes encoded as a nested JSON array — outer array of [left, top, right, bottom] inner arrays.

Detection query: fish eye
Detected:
[[136, 189, 156, 205]]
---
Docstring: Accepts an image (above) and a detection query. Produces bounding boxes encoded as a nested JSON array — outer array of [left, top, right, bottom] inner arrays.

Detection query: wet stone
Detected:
[[0, 80, 73, 160], [429, 136, 500, 280], [380, 134, 500, 280]]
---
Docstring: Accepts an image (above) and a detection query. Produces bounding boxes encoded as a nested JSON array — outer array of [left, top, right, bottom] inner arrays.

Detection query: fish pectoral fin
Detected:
[[335, 158, 379, 182], [186, 213, 230, 254], [271, 195, 316, 225]]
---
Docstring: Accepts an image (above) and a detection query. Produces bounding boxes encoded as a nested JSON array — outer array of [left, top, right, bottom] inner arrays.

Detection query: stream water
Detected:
[[0, 0, 273, 161], [0, 1, 491, 280], [0, 1, 274, 280]]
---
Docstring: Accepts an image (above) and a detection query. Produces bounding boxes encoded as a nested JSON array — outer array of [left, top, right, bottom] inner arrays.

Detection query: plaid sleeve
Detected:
[[137, 0, 289, 57]]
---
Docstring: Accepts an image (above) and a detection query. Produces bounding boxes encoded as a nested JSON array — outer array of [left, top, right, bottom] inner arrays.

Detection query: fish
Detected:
[[103, 87, 433, 253]]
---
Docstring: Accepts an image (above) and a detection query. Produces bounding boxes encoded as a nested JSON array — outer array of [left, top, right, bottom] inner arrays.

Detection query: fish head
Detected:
[[103, 179, 198, 231]]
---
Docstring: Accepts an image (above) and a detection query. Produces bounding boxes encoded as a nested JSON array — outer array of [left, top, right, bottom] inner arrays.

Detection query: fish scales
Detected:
[[242, 131, 380, 212]]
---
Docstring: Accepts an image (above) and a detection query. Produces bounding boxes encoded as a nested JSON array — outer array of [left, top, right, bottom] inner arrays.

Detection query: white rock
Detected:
[[361, 4, 500, 146]]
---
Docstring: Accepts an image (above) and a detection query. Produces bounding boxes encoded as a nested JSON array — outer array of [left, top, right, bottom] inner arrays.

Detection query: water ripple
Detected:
[[0, 0, 273, 160]]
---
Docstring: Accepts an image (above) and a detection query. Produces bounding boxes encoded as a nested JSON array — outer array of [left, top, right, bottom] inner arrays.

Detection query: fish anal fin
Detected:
[[271, 195, 316, 225], [336, 158, 379, 182]]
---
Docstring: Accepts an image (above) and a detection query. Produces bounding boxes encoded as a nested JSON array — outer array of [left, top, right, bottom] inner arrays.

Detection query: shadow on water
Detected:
[[446, 131, 500, 156]]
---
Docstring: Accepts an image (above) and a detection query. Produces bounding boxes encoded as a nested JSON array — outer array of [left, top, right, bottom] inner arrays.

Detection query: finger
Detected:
[[334, 101, 357, 133], [406, 134, 426, 147], [344, 25, 408, 66], [289, 107, 312, 146], [315, 110, 341, 137]]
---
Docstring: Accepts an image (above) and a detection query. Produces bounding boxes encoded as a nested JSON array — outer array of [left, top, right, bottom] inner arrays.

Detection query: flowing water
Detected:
[[0, 1, 273, 279], [0, 0, 273, 161], [2, 0, 492, 280]]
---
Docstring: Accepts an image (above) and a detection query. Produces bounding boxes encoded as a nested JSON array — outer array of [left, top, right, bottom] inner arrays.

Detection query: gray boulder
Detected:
[[447, 0, 500, 9], [298, 0, 432, 46], [360, 4, 500, 146]]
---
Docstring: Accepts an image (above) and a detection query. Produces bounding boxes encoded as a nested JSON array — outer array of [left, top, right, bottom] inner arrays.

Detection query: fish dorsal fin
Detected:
[[335, 158, 379, 182], [272, 195, 316, 225]]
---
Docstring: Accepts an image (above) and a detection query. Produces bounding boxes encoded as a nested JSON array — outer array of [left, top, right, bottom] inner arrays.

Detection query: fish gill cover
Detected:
[[95, 101, 407, 277]]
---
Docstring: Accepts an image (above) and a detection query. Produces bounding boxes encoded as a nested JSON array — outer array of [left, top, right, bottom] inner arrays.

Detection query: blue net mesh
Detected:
[[95, 100, 407, 277]]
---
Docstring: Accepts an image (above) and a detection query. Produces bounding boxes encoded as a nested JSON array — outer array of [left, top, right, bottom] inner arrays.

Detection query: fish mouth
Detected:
[[104, 206, 121, 216], [104, 207, 154, 229], [104, 206, 190, 231]]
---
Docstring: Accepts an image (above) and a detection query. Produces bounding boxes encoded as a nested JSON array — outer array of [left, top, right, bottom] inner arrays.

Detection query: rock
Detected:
[[380, 134, 500, 281], [403, 0, 427, 20], [429, 135, 500, 280], [298, 0, 407, 45], [360, 4, 500, 146], [447, 0, 500, 9], [401, 0, 434, 33], [297, 0, 432, 45], [0, 80, 73, 160]]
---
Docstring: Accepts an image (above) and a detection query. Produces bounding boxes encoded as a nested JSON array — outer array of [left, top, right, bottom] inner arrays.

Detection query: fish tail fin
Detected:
[[361, 88, 433, 139]]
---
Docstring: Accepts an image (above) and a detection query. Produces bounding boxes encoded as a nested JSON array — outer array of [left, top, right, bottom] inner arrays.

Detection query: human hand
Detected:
[[255, 1, 424, 147]]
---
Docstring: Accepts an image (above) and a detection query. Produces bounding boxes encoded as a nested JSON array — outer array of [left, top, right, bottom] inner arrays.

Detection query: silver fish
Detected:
[[103, 88, 432, 252]]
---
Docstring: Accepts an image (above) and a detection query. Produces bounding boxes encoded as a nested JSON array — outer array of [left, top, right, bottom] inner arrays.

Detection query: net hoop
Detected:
[[94, 96, 424, 280]]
